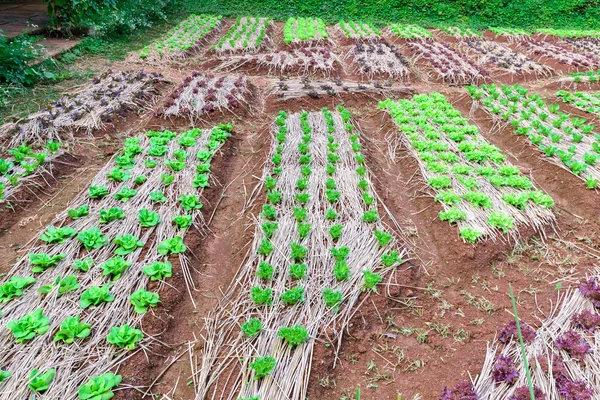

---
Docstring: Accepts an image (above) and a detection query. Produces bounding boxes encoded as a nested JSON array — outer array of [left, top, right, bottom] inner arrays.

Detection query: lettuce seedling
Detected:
[[325, 208, 338, 220], [179, 194, 203, 211], [373, 230, 393, 247], [261, 221, 278, 238], [73, 257, 93, 272], [362, 270, 382, 292], [250, 286, 272, 305], [113, 235, 144, 256], [241, 318, 262, 337], [197, 150, 214, 162], [134, 175, 147, 185], [99, 207, 125, 224], [158, 236, 186, 255], [256, 261, 274, 281], [172, 215, 193, 230], [329, 224, 343, 240], [298, 222, 311, 239], [261, 204, 277, 220], [502, 193, 529, 210], [106, 168, 131, 183], [266, 190, 282, 204], [80, 285, 115, 308], [488, 211, 514, 233], [143, 261, 173, 281], [290, 242, 307, 262], [54, 315, 91, 343], [193, 173, 210, 188], [0, 276, 36, 303], [439, 207, 467, 223], [161, 174, 175, 185], [138, 209, 161, 227], [280, 286, 305, 305], [29, 253, 66, 272], [40, 226, 77, 244], [165, 159, 186, 172], [67, 205, 89, 220], [330, 246, 350, 261], [278, 325, 309, 346], [196, 162, 211, 174], [0, 370, 10, 384], [460, 226, 482, 243], [381, 250, 402, 267], [325, 189, 340, 203], [101, 257, 132, 280], [114, 187, 137, 202], [28, 368, 55, 392], [150, 190, 168, 203], [361, 210, 379, 223], [257, 239, 274, 256], [462, 191, 492, 209], [323, 288, 343, 311], [428, 176, 452, 189], [289, 263, 307, 280], [264, 176, 277, 191], [39, 275, 79, 296], [6, 308, 50, 343], [77, 227, 108, 251], [130, 289, 160, 313], [107, 325, 143, 350], [292, 207, 307, 222], [250, 356, 276, 379], [88, 185, 109, 199]]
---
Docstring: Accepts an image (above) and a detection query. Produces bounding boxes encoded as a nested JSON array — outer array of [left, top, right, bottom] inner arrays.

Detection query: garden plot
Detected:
[[408, 40, 489, 85], [0, 124, 231, 398], [135, 14, 222, 62], [159, 73, 252, 121], [557, 90, 600, 117], [335, 20, 381, 40], [388, 24, 433, 40], [518, 39, 600, 71], [347, 40, 412, 80], [461, 39, 553, 77], [273, 76, 411, 100], [0, 70, 164, 146], [0, 141, 64, 204], [442, 26, 482, 38], [559, 70, 600, 85], [470, 271, 600, 399], [216, 46, 340, 76], [488, 27, 530, 40], [469, 84, 600, 189], [283, 17, 329, 45], [212, 17, 272, 53], [196, 107, 407, 399], [380, 93, 555, 242], [561, 37, 600, 58]]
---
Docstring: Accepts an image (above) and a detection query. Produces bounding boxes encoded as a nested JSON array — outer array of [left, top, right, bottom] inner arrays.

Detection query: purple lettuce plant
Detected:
[[498, 320, 536, 344], [555, 330, 591, 361], [571, 309, 600, 332], [555, 375, 593, 400], [439, 380, 479, 400], [492, 354, 518, 385], [579, 277, 600, 307], [508, 385, 546, 400]]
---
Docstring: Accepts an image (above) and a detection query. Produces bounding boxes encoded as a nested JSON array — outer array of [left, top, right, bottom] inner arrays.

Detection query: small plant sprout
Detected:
[[28, 368, 55, 392], [256, 261, 275, 280], [6, 308, 50, 343], [374, 230, 393, 247], [54, 315, 92, 343], [278, 324, 309, 346], [241, 318, 262, 337], [280, 286, 305, 305], [101, 257, 132, 280], [251, 286, 273, 306], [323, 288, 343, 311], [381, 250, 403, 267], [250, 356, 276, 379], [29, 253, 65, 272], [158, 236, 186, 255]]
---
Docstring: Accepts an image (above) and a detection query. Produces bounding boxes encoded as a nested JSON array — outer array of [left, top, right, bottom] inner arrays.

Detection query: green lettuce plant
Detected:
[[78, 373, 122, 400], [29, 253, 66, 272], [28, 368, 55, 392], [0, 276, 36, 303], [241, 317, 262, 337], [38, 275, 79, 296], [54, 315, 91, 343], [40, 226, 77, 244], [362, 270, 382, 291], [130, 289, 160, 313], [289, 263, 307, 280], [143, 261, 172, 281], [138, 209, 161, 227], [250, 356, 276, 379], [179, 194, 203, 211], [80, 285, 115, 308], [323, 288, 343, 311], [290, 243, 307, 262], [250, 286, 272, 305], [88, 186, 109, 199], [113, 234, 144, 256], [6, 308, 50, 343], [150, 190, 168, 203], [99, 207, 125, 224], [67, 205, 89, 220], [78, 227, 109, 250], [114, 187, 137, 202], [106, 325, 143, 350], [172, 215, 192, 229], [158, 237, 186, 255], [101, 257, 132, 280], [278, 324, 309, 346], [280, 286, 305, 305], [73, 257, 93, 272], [256, 261, 274, 281]]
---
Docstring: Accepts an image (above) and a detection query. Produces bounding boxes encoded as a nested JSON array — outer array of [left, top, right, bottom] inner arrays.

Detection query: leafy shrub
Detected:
[[250, 356, 276, 379], [106, 325, 143, 350], [130, 289, 160, 313], [54, 315, 91, 343], [278, 325, 309, 346], [6, 308, 50, 343], [78, 373, 122, 400], [0, 33, 46, 85], [143, 261, 172, 281]]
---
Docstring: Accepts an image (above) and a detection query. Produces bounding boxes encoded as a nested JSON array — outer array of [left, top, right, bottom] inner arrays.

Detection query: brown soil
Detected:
[[5, 17, 600, 400]]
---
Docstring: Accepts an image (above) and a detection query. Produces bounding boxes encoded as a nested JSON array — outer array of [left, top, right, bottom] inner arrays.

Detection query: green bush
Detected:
[[176, 0, 600, 29], [0, 34, 46, 85]]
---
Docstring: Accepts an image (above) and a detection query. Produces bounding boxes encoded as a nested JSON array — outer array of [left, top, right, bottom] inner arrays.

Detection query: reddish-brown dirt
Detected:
[[4, 18, 600, 400]]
